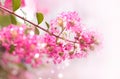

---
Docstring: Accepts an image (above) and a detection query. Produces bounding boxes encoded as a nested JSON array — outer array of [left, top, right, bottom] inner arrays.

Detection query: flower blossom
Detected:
[[0, 0, 25, 11], [50, 11, 82, 33], [0, 24, 42, 67], [48, 11, 100, 62]]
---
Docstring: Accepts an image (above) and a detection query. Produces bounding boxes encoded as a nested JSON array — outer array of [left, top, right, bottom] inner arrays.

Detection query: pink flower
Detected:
[[50, 11, 82, 33], [46, 11, 100, 63], [0, 24, 42, 67], [34, 0, 48, 14], [32, 0, 58, 14]]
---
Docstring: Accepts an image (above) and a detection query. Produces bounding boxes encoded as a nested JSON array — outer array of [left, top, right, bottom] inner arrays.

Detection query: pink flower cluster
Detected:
[[50, 11, 81, 34], [0, 25, 43, 67], [41, 11, 100, 64], [0, 11, 100, 67], [47, 11, 100, 63]]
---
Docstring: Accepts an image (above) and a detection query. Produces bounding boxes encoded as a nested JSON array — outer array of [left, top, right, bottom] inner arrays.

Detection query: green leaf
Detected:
[[9, 44, 15, 53], [17, 63, 27, 70], [0, 15, 11, 27], [45, 21, 50, 29], [0, 15, 17, 27], [10, 15, 17, 24], [12, 0, 21, 11], [34, 27, 40, 35], [36, 12, 44, 24]]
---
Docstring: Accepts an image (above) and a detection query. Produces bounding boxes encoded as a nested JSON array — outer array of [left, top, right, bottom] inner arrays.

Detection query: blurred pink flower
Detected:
[[0, 24, 43, 67], [3, 0, 25, 10], [26, 0, 57, 14]]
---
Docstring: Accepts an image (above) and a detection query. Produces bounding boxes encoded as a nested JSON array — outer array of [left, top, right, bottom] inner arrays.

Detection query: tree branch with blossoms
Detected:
[[0, 0, 102, 79], [0, 6, 77, 44], [0, 0, 101, 68]]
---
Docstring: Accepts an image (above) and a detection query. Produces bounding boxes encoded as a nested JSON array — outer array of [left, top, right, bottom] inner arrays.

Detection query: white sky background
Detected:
[[17, 0, 120, 79]]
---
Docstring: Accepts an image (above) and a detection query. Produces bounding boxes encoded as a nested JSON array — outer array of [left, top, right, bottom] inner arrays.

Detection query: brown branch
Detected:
[[0, 6, 77, 43]]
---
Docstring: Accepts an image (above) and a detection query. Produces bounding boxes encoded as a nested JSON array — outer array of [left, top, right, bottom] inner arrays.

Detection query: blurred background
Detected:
[[1, 0, 120, 79]]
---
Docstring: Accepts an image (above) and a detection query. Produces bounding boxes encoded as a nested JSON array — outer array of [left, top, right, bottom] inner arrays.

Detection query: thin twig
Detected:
[[0, 6, 78, 43]]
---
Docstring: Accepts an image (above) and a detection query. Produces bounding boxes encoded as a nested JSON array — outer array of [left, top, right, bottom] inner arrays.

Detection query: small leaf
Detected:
[[0, 15, 11, 27], [9, 44, 15, 53], [34, 27, 40, 35], [45, 22, 50, 29], [0, 15, 17, 27], [36, 12, 44, 24], [10, 15, 17, 24], [12, 0, 21, 11], [17, 63, 27, 70], [24, 28, 30, 35]]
